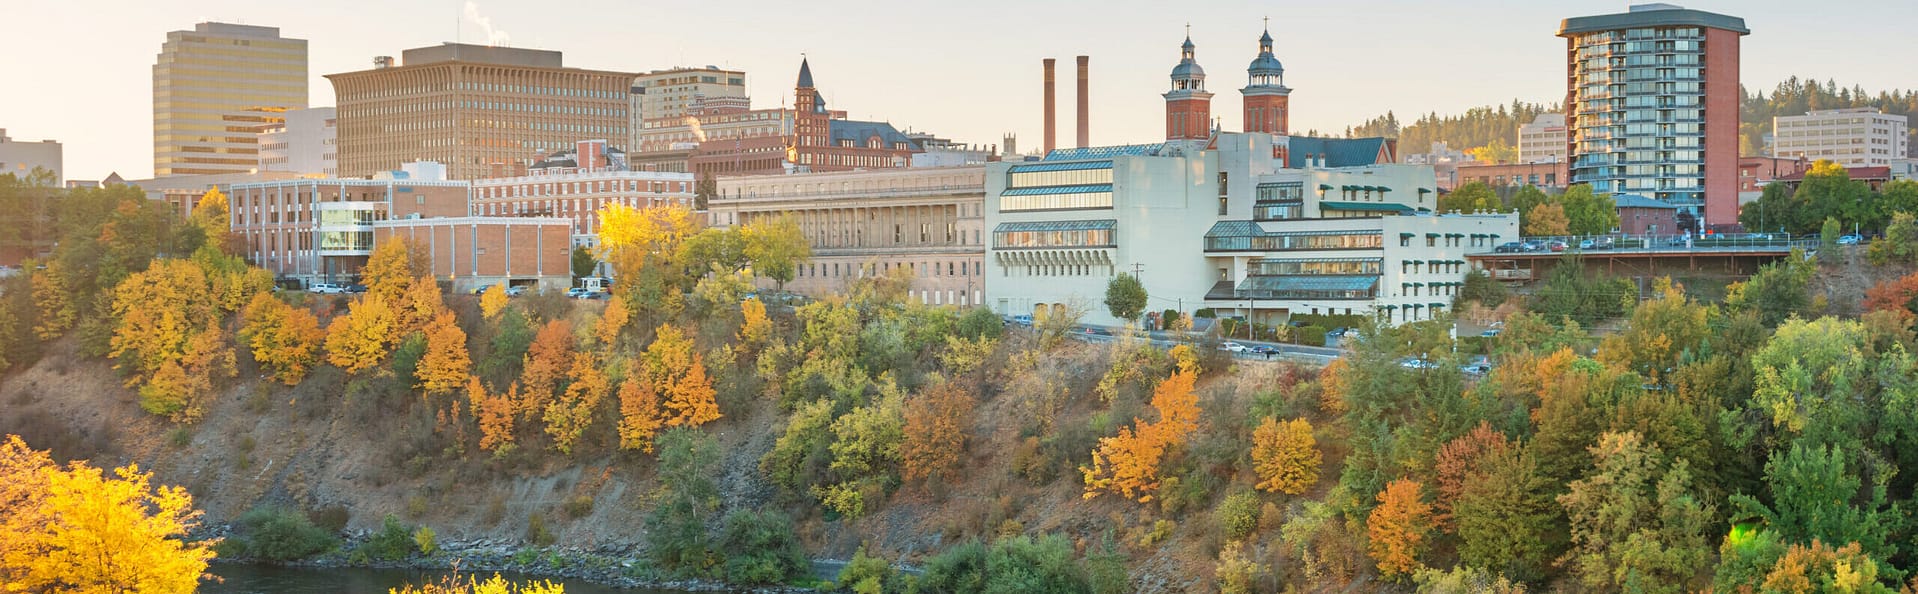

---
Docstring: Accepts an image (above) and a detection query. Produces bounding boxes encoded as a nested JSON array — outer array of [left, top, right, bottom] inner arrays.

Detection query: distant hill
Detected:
[[1342, 77, 1918, 160]]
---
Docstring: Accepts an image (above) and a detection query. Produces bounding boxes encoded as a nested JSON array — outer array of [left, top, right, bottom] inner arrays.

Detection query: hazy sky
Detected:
[[6, 0, 1916, 180]]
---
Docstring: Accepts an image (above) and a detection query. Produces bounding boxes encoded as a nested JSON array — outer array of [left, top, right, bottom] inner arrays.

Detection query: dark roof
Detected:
[[1612, 194, 1680, 209], [827, 119, 919, 150], [1777, 166, 1892, 182], [796, 58, 814, 88], [1560, 6, 1749, 36], [1284, 137, 1392, 168]]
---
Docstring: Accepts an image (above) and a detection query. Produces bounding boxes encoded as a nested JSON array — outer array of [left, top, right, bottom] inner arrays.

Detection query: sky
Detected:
[[5, 0, 1917, 181]]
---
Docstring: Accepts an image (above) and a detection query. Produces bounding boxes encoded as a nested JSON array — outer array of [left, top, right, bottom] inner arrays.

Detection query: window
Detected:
[[1217, 172, 1230, 215]]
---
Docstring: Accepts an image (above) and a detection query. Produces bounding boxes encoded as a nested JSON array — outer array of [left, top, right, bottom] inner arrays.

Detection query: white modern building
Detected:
[[1518, 113, 1567, 164], [1773, 108, 1909, 167], [984, 132, 1518, 328], [260, 107, 337, 177], [0, 129, 62, 184]]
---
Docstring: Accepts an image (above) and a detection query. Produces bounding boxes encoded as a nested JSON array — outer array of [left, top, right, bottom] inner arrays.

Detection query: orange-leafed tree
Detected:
[[595, 295, 630, 345], [1432, 421, 1510, 530], [0, 436, 214, 593], [416, 311, 471, 395], [479, 283, 510, 321], [395, 275, 446, 337], [324, 292, 397, 374], [616, 375, 664, 453], [1367, 478, 1434, 580], [544, 352, 608, 454], [1250, 416, 1321, 495], [645, 324, 720, 428], [1317, 357, 1350, 414], [1864, 271, 1918, 315], [240, 292, 325, 385], [899, 381, 976, 488], [1081, 369, 1201, 502], [519, 319, 576, 415], [469, 377, 518, 453]]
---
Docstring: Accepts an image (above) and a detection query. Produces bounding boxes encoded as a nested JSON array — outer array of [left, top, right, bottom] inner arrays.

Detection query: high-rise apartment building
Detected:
[[1773, 108, 1909, 167], [260, 107, 337, 177], [1559, 3, 1747, 227], [1518, 113, 1567, 164], [327, 43, 636, 180], [0, 128, 63, 184], [628, 67, 748, 150], [153, 22, 308, 177]]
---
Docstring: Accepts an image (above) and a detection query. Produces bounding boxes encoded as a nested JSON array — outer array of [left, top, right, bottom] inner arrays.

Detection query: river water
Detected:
[[202, 564, 725, 593]]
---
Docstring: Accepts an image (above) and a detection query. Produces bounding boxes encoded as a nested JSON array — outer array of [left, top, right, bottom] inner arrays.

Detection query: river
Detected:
[[202, 564, 736, 593]]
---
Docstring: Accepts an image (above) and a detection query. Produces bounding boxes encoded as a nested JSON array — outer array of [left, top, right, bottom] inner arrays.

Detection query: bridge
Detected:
[[1464, 236, 1816, 282]]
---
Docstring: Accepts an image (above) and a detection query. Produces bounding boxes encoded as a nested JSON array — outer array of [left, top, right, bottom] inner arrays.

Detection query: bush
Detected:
[[835, 546, 895, 593], [1194, 308, 1217, 319], [390, 332, 428, 385], [717, 510, 808, 585], [563, 495, 594, 519], [1215, 491, 1263, 541], [414, 525, 439, 556], [223, 505, 340, 561], [309, 505, 350, 533], [362, 514, 417, 561], [1296, 325, 1328, 347], [956, 306, 1004, 340], [526, 513, 555, 547]]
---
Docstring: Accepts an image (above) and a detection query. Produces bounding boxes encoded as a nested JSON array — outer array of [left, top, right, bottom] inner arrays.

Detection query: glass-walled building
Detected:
[[1559, 4, 1747, 228]]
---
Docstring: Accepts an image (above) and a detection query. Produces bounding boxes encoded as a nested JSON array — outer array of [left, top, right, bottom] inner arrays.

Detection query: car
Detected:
[[1250, 345, 1280, 355], [1667, 236, 1690, 246], [307, 282, 345, 294], [1461, 362, 1491, 375], [1010, 314, 1034, 327], [1838, 234, 1863, 245], [1521, 240, 1547, 252], [1547, 240, 1569, 252], [1220, 341, 1247, 353], [1398, 357, 1436, 370], [1480, 328, 1501, 338], [504, 286, 526, 297], [1594, 237, 1615, 250], [585, 291, 611, 300], [565, 287, 589, 299], [1577, 239, 1595, 250], [345, 284, 368, 294], [1494, 241, 1524, 253]]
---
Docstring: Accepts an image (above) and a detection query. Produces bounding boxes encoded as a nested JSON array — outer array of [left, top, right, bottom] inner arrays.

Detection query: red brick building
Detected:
[[373, 216, 573, 293], [638, 59, 924, 177], [1455, 161, 1568, 190]]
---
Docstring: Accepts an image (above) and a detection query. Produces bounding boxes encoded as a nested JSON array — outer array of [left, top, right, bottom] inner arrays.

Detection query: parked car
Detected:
[[345, 284, 368, 294], [1577, 239, 1595, 250], [307, 283, 345, 294], [1522, 240, 1547, 252], [585, 291, 611, 300], [1494, 241, 1525, 253], [1010, 314, 1034, 326], [1398, 357, 1437, 370], [1547, 240, 1569, 252], [1480, 328, 1501, 338], [565, 287, 590, 299], [1220, 341, 1247, 353], [1838, 234, 1863, 245], [1250, 345, 1280, 356], [1594, 237, 1615, 250], [504, 286, 527, 297]]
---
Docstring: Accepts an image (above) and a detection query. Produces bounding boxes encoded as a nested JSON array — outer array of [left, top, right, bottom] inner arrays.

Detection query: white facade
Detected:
[[260, 107, 337, 177], [1518, 113, 1567, 164], [984, 132, 1518, 328], [0, 129, 62, 184], [1773, 108, 1909, 167]]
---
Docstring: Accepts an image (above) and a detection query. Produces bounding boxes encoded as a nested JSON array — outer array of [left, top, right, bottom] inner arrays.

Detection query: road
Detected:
[[1056, 324, 1342, 365]]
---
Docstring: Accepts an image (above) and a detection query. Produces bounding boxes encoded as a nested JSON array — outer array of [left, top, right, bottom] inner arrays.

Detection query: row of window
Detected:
[[798, 260, 981, 279], [994, 228, 1114, 249], [1250, 259, 1381, 275], [1001, 191, 1113, 212], [476, 179, 691, 198], [1206, 232, 1383, 252], [1400, 261, 1466, 275], [1400, 283, 1459, 297], [1008, 167, 1113, 189]]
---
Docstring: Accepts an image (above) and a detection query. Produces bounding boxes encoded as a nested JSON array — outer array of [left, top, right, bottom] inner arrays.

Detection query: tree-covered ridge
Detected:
[[1344, 101, 1559, 161], [1742, 76, 1918, 157]]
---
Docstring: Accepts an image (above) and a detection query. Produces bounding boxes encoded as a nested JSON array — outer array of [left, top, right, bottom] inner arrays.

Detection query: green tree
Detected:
[[1747, 317, 1871, 448], [742, 215, 810, 294], [1880, 179, 1918, 217], [1726, 250, 1814, 327], [716, 510, 807, 585], [1454, 269, 1508, 309], [1740, 183, 1805, 234], [1511, 185, 1549, 220], [1557, 185, 1619, 236], [1821, 217, 1843, 253], [1103, 273, 1147, 326], [649, 428, 721, 575], [1453, 445, 1559, 583], [694, 171, 717, 211], [1441, 182, 1499, 214], [1731, 443, 1895, 563], [570, 246, 598, 280], [1556, 432, 1714, 594]]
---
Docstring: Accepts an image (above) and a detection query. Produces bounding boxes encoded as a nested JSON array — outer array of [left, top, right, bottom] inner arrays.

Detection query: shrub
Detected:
[[414, 525, 438, 556], [563, 495, 594, 519], [223, 505, 340, 561], [1296, 325, 1327, 347], [917, 535, 1103, 593], [167, 427, 192, 449], [1215, 540, 1265, 594], [362, 514, 417, 561], [526, 513, 555, 547], [835, 546, 895, 593], [308, 505, 350, 533], [1215, 491, 1263, 541], [717, 510, 808, 585]]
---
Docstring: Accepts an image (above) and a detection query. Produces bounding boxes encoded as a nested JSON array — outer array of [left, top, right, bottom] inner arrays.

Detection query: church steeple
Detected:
[[1164, 29, 1214, 141], [1241, 19, 1292, 136]]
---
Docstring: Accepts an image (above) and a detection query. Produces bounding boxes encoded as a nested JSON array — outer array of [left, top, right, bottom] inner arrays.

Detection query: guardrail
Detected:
[[1472, 233, 1819, 255]]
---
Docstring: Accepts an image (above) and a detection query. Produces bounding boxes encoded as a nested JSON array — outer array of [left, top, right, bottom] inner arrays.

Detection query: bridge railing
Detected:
[[1471, 233, 1815, 255]]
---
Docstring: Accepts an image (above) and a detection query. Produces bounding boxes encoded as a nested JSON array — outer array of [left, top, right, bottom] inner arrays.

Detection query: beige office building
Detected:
[[631, 67, 747, 124], [1517, 113, 1567, 164], [153, 22, 308, 177], [713, 166, 987, 306], [327, 43, 635, 180], [1773, 108, 1909, 167]]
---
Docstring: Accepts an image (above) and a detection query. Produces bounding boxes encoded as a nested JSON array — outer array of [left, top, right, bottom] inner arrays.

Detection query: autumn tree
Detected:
[[1597, 278, 1710, 386], [363, 239, 425, 303], [468, 377, 518, 453], [1759, 541, 1892, 593], [1864, 271, 1918, 316], [899, 381, 976, 488], [1433, 422, 1510, 530], [0, 436, 214, 593], [742, 214, 811, 294], [29, 260, 74, 339], [480, 284, 509, 321], [1367, 479, 1434, 580], [519, 320, 576, 415], [544, 352, 609, 455], [616, 374, 665, 453], [596, 204, 698, 314], [240, 291, 326, 383], [645, 325, 721, 428], [1453, 445, 1559, 583], [1250, 416, 1321, 495], [738, 298, 774, 352], [416, 311, 472, 395], [325, 292, 398, 374], [1081, 369, 1200, 502], [188, 187, 229, 240], [595, 294, 630, 345], [1523, 202, 1570, 236], [1557, 432, 1714, 594], [109, 259, 236, 421], [395, 275, 447, 336]]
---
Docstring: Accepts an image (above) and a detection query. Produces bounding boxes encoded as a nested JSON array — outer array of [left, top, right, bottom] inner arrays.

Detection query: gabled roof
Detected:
[[827, 120, 919, 150], [1285, 137, 1393, 168]]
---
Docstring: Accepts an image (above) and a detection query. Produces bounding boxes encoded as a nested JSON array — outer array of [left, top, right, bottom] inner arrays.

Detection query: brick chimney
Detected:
[[1043, 58, 1057, 155], [1076, 56, 1089, 148]]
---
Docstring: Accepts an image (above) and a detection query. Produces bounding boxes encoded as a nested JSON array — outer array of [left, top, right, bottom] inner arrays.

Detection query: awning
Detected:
[[1239, 275, 1380, 293], [1318, 184, 1334, 192], [1002, 183, 1113, 196], [1427, 233, 1441, 238], [1399, 232, 1416, 239], [1418, 188, 1433, 194], [1008, 160, 1113, 173], [1320, 201, 1416, 214], [1430, 303, 1447, 309], [993, 219, 1118, 233]]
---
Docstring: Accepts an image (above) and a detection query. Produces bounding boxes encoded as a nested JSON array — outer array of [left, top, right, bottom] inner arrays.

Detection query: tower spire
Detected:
[[1164, 30, 1212, 141]]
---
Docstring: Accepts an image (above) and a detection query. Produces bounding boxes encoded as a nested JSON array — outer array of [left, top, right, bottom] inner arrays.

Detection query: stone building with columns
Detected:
[[712, 165, 987, 306]]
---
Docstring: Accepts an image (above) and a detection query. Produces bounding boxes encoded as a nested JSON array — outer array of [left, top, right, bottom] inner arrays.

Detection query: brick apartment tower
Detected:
[[1164, 36, 1213, 141], [1559, 4, 1747, 228], [1240, 27, 1290, 135], [1043, 58, 1057, 154], [1076, 56, 1090, 147]]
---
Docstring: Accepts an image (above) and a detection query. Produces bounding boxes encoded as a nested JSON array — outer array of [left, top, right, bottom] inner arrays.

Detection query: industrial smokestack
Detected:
[[1043, 58, 1056, 155], [1076, 56, 1089, 148]]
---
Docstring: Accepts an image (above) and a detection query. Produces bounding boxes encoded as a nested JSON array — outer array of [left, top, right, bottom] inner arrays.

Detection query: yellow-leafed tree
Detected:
[[1251, 416, 1321, 495], [189, 187, 229, 239], [519, 320, 575, 416], [1081, 369, 1201, 502], [395, 275, 447, 337], [1367, 479, 1434, 580], [416, 311, 472, 395], [544, 352, 608, 454], [616, 375, 664, 452], [480, 284, 509, 320], [0, 436, 214, 593], [240, 292, 325, 385], [29, 261, 74, 340], [362, 239, 421, 303], [469, 377, 518, 453], [325, 292, 397, 373], [738, 298, 774, 351], [595, 295, 630, 345], [644, 325, 720, 428]]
